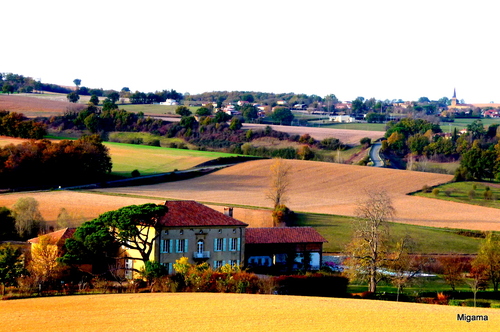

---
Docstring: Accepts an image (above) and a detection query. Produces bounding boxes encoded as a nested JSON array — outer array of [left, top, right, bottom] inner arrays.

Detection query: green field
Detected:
[[440, 118, 500, 133], [318, 122, 387, 131], [104, 141, 240, 177], [414, 181, 500, 208], [294, 212, 481, 254], [117, 103, 198, 115]]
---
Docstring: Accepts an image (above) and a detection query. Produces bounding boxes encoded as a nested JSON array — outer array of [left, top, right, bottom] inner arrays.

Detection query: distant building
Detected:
[[329, 115, 355, 123], [160, 99, 178, 106]]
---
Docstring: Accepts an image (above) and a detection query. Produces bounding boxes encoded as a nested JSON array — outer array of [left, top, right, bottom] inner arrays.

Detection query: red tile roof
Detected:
[[245, 227, 327, 244], [28, 228, 76, 246], [160, 201, 248, 227]]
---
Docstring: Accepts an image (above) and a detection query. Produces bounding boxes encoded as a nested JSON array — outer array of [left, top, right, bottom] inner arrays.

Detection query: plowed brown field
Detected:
[[0, 94, 84, 117], [92, 159, 500, 231], [0, 293, 497, 332], [243, 123, 383, 144]]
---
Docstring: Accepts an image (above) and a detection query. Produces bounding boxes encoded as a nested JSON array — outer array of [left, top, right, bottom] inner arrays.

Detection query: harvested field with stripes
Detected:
[[92, 159, 500, 231]]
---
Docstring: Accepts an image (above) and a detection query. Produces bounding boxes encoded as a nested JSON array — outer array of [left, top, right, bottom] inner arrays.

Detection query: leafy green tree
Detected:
[[89, 95, 99, 105], [102, 99, 118, 111], [106, 91, 120, 104], [241, 93, 255, 103], [175, 106, 192, 117], [272, 107, 294, 125], [467, 120, 486, 140], [241, 105, 258, 122], [65, 204, 168, 266], [67, 92, 80, 103], [2, 83, 15, 94], [195, 107, 211, 117], [73, 79, 81, 90], [407, 133, 430, 155], [229, 117, 242, 130], [456, 143, 496, 180], [472, 232, 500, 292], [0, 207, 17, 241], [0, 245, 27, 295], [214, 111, 231, 123]]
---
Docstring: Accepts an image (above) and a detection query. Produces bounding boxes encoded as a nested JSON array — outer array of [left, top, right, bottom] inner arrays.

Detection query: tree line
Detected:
[[0, 111, 47, 139], [0, 135, 112, 189], [381, 118, 500, 181]]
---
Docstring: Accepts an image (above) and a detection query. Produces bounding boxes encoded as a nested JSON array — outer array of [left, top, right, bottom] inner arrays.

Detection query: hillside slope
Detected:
[[93, 159, 500, 231], [1, 293, 497, 332]]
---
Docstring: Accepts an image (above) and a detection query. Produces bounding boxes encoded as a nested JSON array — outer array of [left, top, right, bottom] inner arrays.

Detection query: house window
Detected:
[[180, 230, 183, 235], [214, 238, 224, 251], [197, 240, 204, 253], [229, 260, 240, 267], [229, 238, 238, 251], [161, 239, 171, 253], [214, 260, 224, 269], [176, 239, 187, 253]]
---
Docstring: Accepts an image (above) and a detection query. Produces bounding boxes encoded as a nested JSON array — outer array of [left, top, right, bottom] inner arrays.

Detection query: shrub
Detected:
[[468, 190, 476, 200], [432, 188, 440, 196], [422, 185, 431, 193], [131, 169, 141, 177], [449, 299, 463, 306], [491, 303, 500, 308]]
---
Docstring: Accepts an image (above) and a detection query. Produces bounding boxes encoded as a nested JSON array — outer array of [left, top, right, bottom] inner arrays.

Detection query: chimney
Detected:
[[224, 207, 233, 217]]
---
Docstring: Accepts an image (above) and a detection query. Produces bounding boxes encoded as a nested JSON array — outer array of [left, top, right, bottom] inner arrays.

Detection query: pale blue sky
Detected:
[[4, 0, 498, 103]]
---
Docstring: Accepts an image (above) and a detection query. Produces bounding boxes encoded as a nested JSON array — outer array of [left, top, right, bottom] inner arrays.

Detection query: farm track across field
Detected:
[[0, 293, 497, 332]]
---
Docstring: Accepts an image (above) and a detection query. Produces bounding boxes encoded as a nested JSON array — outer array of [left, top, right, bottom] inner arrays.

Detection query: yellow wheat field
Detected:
[[0, 293, 498, 332]]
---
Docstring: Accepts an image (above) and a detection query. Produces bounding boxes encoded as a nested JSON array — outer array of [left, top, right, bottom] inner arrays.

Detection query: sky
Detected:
[[3, 0, 499, 103]]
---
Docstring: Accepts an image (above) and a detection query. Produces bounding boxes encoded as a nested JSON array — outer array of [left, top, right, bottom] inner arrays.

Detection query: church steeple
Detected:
[[451, 88, 458, 107]]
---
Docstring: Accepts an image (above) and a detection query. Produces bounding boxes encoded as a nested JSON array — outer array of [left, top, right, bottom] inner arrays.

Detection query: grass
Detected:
[[293, 212, 481, 254], [440, 118, 500, 132], [103, 141, 240, 176], [318, 122, 387, 131], [117, 103, 198, 115], [414, 181, 500, 209]]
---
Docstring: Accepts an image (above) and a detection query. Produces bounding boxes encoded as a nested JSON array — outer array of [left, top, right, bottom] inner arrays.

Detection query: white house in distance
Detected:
[[329, 115, 355, 123], [160, 99, 178, 106]]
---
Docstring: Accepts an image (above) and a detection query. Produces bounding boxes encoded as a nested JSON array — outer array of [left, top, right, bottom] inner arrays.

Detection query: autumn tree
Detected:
[[266, 159, 292, 226], [12, 197, 45, 240], [439, 255, 468, 291], [344, 191, 403, 293], [266, 158, 291, 208], [29, 235, 67, 287], [472, 232, 500, 292]]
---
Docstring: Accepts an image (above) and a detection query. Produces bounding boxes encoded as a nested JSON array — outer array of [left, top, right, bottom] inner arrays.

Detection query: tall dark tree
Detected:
[[0, 207, 17, 241], [67, 92, 80, 103]]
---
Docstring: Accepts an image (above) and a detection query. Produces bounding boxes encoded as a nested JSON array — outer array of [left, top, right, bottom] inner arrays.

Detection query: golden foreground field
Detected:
[[1, 293, 498, 332]]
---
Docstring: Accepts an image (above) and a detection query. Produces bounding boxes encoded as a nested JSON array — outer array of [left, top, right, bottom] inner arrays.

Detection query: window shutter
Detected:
[[222, 260, 226, 266], [175, 239, 179, 253], [184, 239, 188, 253], [223, 238, 227, 251], [237, 238, 241, 251], [160, 240, 165, 253], [169, 240, 173, 253], [237, 260, 240, 267]]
